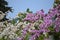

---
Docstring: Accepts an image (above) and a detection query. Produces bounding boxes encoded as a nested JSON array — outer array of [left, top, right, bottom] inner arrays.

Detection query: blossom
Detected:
[[23, 23, 31, 31], [39, 17, 52, 33], [0, 4, 60, 40], [54, 17, 60, 32], [24, 13, 35, 22], [17, 37, 23, 40], [24, 10, 44, 22], [0, 11, 6, 20], [29, 34, 36, 40], [36, 10, 45, 17]]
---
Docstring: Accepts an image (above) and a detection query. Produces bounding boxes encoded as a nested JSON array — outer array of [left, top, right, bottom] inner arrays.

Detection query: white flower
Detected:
[[17, 22, 23, 27], [30, 23, 35, 29], [0, 22, 6, 27], [9, 32, 17, 39], [0, 11, 5, 20], [9, 35, 15, 39], [10, 26, 18, 32], [43, 31, 47, 37], [22, 21, 30, 28]]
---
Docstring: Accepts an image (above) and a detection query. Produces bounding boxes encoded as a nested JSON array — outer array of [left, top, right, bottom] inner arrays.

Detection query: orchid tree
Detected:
[[0, 0, 60, 40]]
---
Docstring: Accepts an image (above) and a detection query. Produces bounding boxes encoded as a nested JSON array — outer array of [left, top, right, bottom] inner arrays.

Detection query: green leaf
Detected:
[[26, 8, 30, 12], [48, 24, 54, 31], [24, 33, 30, 40], [0, 36, 7, 40], [16, 30, 22, 36], [26, 8, 32, 13], [37, 35, 44, 40], [11, 19, 16, 25]]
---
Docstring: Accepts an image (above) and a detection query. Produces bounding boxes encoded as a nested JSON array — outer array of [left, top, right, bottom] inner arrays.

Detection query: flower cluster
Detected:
[[0, 4, 60, 40]]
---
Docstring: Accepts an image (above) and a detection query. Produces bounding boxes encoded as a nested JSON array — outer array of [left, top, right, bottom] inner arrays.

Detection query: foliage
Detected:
[[0, 0, 12, 21]]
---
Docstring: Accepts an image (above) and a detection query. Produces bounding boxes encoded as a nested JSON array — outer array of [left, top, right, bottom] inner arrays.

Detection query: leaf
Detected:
[[26, 8, 30, 12], [18, 13, 21, 17], [48, 24, 54, 31], [16, 30, 22, 36], [24, 33, 30, 40], [37, 35, 44, 40], [26, 8, 32, 13], [11, 19, 16, 25]]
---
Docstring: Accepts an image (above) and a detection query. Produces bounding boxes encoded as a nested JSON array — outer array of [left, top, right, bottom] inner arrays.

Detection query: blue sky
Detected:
[[6, 0, 54, 19]]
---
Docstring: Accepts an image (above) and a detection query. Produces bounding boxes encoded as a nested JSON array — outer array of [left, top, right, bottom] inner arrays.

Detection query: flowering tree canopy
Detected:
[[0, 0, 60, 40]]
